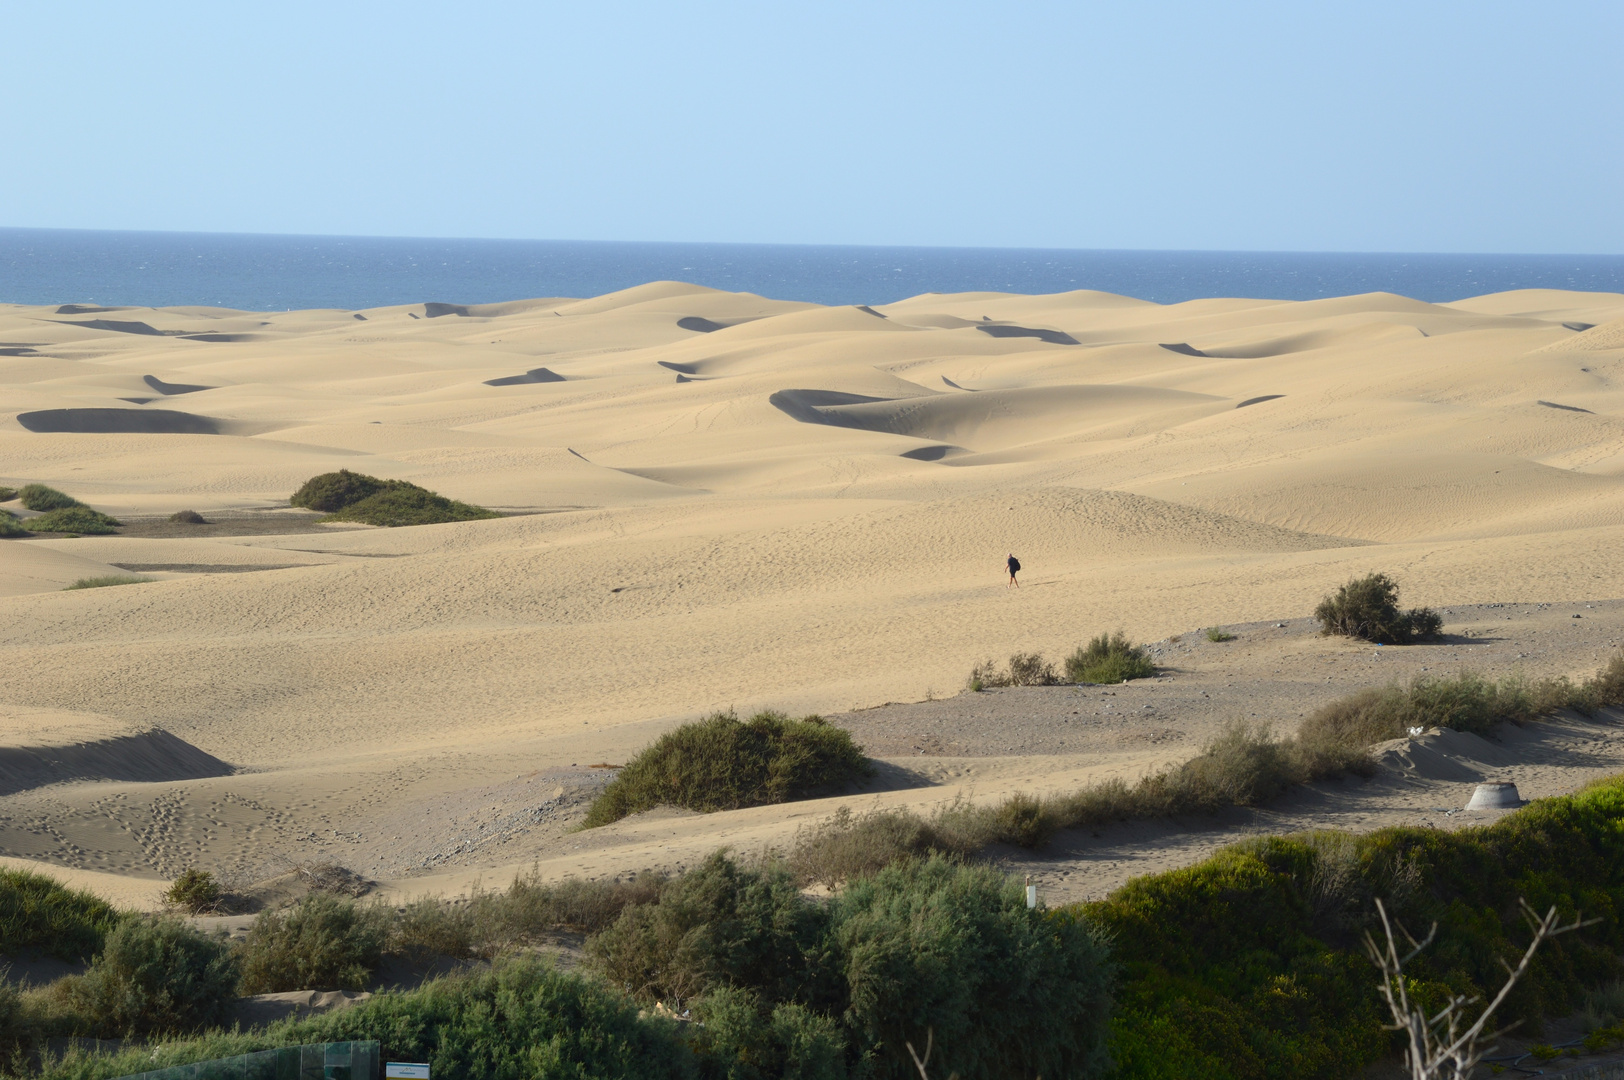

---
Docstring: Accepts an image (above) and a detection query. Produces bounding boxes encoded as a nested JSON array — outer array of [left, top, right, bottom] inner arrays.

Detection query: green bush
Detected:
[[688, 986, 848, 1080], [835, 856, 1114, 1080], [28, 507, 122, 535], [237, 893, 390, 993], [584, 711, 873, 827], [1314, 572, 1442, 644], [1086, 773, 1624, 1079], [323, 485, 499, 527], [38, 957, 699, 1080], [1066, 631, 1157, 684], [289, 469, 392, 512], [168, 509, 208, 524], [0, 512, 27, 538], [0, 486, 17, 502], [0, 868, 122, 961], [589, 852, 839, 1009], [18, 484, 79, 511], [54, 916, 236, 1038], [164, 869, 222, 914], [1205, 627, 1236, 642], [63, 574, 151, 590], [291, 469, 497, 526]]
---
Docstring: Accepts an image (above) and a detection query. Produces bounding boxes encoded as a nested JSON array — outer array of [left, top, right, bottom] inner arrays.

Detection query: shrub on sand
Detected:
[[0, 512, 27, 539], [1066, 631, 1156, 684], [1314, 572, 1442, 644], [29, 507, 122, 535], [289, 469, 392, 512], [1205, 626, 1236, 642], [967, 653, 1059, 690], [583, 711, 872, 827], [64, 575, 151, 590], [163, 869, 222, 914], [0, 487, 16, 502], [322, 485, 498, 527], [291, 469, 497, 526], [167, 509, 207, 524], [18, 484, 79, 512], [236, 893, 390, 993], [53, 916, 236, 1038]]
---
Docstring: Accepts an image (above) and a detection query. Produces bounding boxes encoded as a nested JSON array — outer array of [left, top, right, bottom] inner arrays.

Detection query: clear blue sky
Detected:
[[3, 1, 1619, 253]]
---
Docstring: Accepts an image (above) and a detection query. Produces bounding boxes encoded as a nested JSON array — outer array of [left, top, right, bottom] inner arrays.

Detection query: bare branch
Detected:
[[906, 1028, 934, 1080]]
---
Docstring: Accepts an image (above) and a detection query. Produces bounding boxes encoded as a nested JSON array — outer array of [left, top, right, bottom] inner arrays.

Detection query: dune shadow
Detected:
[[1564, 322, 1595, 332], [658, 360, 699, 375], [0, 730, 233, 797], [424, 302, 471, 318], [975, 324, 1079, 345], [1236, 394, 1284, 408], [484, 367, 565, 386], [54, 305, 125, 315], [53, 319, 184, 337], [143, 374, 214, 395], [900, 444, 963, 462], [677, 316, 725, 333], [1159, 342, 1208, 357], [768, 389, 897, 429], [855, 759, 938, 793], [18, 408, 223, 435], [940, 376, 977, 391], [1538, 400, 1593, 414]]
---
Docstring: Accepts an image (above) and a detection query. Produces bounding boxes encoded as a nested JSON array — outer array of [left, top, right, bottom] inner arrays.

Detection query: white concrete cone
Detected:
[[1465, 782, 1524, 810]]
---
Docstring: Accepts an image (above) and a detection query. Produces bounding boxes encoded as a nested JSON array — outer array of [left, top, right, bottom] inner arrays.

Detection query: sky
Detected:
[[2, 0, 1620, 253]]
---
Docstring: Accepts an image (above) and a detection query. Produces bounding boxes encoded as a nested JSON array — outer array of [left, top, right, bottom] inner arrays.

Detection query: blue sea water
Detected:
[[1, 227, 1621, 311]]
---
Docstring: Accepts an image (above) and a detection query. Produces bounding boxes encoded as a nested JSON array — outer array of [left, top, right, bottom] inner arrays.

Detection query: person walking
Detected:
[[1006, 552, 1021, 587]]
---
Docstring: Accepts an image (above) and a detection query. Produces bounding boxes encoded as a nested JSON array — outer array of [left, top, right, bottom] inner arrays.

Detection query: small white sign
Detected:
[[386, 1065, 430, 1080]]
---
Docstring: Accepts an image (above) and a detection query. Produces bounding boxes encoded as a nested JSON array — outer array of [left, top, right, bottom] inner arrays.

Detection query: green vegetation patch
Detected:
[[583, 710, 873, 827], [28, 507, 122, 535], [237, 893, 391, 994], [0, 487, 17, 502], [53, 916, 237, 1038], [1067, 630, 1157, 684], [291, 469, 393, 512], [163, 869, 222, 914], [18, 484, 80, 512], [1315, 571, 1442, 644], [1205, 626, 1236, 642], [322, 485, 498, 527], [0, 511, 27, 538], [63, 574, 152, 591], [0, 867, 122, 961], [1089, 774, 1624, 1078], [291, 469, 496, 527]]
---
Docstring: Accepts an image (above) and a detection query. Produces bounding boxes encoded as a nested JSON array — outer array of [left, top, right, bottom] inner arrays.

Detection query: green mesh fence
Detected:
[[112, 1041, 379, 1080]]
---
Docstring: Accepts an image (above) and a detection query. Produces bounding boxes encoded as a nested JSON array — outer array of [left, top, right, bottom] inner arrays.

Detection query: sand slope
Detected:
[[3, 284, 1624, 900]]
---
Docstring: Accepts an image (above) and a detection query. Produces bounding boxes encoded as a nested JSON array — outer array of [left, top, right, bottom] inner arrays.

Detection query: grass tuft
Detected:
[[18, 484, 79, 511], [1205, 626, 1236, 642], [0, 511, 27, 538], [30, 507, 122, 535], [63, 574, 151, 590], [584, 711, 872, 827], [1315, 571, 1442, 644]]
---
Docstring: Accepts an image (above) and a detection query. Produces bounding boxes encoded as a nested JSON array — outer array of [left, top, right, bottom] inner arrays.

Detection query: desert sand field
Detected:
[[4, 282, 1624, 908]]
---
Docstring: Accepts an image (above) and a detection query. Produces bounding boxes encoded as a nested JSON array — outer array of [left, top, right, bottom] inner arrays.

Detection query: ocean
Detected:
[[2, 227, 1621, 311]]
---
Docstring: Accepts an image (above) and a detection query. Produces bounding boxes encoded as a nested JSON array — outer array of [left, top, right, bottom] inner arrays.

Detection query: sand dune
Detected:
[[3, 282, 1624, 902]]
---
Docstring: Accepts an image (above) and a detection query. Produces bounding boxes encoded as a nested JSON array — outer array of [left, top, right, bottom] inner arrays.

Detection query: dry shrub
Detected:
[[1007, 653, 1058, 686], [164, 869, 222, 914]]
